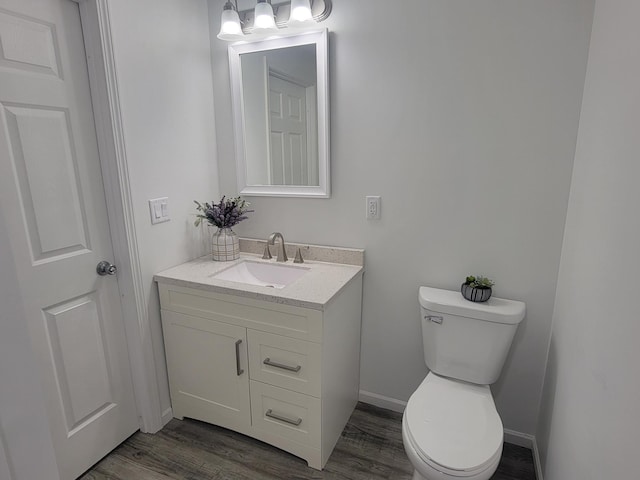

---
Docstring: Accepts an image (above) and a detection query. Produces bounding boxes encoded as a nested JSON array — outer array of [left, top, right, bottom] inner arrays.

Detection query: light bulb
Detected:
[[289, 0, 314, 24], [254, 1, 278, 31], [217, 2, 244, 41]]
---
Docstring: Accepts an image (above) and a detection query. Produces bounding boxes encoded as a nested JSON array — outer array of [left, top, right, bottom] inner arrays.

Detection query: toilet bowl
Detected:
[[402, 372, 503, 480]]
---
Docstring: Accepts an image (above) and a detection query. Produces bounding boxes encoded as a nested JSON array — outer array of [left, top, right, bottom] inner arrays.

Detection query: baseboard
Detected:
[[532, 437, 544, 480], [503, 429, 543, 480], [358, 390, 407, 413], [161, 407, 173, 427], [503, 428, 534, 448]]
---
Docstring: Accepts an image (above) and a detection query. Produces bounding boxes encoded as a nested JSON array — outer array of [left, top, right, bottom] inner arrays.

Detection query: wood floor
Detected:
[[81, 403, 536, 480]]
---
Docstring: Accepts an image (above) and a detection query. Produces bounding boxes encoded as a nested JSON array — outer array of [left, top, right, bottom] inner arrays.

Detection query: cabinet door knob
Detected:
[[235, 339, 244, 376], [263, 358, 301, 372]]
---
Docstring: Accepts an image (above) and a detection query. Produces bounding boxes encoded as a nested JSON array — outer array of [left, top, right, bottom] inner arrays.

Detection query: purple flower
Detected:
[[194, 196, 254, 228]]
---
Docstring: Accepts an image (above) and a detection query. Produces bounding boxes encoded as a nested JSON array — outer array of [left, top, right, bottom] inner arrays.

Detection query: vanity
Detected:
[[154, 240, 364, 469]]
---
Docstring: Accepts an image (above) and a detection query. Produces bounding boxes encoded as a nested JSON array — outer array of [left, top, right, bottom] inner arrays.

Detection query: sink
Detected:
[[211, 261, 309, 289]]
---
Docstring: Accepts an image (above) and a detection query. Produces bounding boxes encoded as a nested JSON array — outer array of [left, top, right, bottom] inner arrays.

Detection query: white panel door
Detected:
[[268, 72, 309, 185], [0, 1, 138, 478]]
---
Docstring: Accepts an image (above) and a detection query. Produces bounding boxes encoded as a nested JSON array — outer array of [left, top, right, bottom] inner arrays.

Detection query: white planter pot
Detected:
[[212, 227, 239, 261]]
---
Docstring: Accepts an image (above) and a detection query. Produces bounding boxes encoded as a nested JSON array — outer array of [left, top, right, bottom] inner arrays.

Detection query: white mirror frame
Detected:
[[229, 29, 330, 198]]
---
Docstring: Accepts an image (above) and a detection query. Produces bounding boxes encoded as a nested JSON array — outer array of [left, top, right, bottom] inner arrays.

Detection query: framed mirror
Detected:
[[229, 30, 329, 198]]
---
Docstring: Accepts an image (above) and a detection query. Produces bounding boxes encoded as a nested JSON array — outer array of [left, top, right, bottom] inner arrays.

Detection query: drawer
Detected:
[[158, 284, 323, 342], [248, 330, 321, 397], [250, 381, 320, 448]]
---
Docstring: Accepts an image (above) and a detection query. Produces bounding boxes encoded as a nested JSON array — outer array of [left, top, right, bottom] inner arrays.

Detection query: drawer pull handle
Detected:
[[263, 358, 301, 373], [235, 339, 244, 376], [265, 409, 302, 426]]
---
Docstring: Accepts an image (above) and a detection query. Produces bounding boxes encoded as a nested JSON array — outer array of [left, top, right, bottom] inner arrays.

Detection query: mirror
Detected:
[[229, 30, 329, 197]]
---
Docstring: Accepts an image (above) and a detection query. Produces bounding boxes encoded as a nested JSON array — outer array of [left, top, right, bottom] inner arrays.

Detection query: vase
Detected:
[[211, 227, 239, 261], [461, 283, 492, 303]]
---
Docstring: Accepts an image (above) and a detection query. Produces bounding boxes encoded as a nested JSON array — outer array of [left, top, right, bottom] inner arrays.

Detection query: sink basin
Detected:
[[211, 261, 309, 289]]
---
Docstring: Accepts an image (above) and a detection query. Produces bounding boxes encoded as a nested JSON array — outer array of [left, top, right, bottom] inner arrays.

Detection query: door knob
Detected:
[[96, 261, 117, 276]]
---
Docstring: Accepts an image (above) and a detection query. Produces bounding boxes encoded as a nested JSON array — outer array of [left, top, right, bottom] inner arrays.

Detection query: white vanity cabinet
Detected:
[[157, 272, 363, 470]]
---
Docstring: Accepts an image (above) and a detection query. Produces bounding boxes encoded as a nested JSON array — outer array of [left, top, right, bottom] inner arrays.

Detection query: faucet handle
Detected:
[[293, 248, 304, 264], [262, 244, 272, 259]]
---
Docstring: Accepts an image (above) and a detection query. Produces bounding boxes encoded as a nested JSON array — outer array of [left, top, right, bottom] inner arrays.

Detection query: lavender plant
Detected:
[[194, 196, 253, 229]]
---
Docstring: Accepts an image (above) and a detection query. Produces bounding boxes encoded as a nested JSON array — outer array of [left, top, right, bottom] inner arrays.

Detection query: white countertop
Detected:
[[154, 253, 364, 311]]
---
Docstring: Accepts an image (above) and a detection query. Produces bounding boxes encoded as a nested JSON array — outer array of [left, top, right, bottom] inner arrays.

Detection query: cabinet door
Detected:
[[161, 310, 250, 432]]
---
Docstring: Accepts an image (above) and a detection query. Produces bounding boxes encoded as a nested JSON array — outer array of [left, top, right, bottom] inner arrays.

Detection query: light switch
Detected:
[[149, 197, 170, 224]]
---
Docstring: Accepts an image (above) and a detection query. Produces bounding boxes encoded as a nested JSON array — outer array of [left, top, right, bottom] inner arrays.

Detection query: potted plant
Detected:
[[194, 196, 253, 261], [461, 275, 495, 303]]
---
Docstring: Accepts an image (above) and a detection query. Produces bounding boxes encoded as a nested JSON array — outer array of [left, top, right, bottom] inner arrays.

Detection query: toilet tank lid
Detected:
[[419, 286, 526, 325]]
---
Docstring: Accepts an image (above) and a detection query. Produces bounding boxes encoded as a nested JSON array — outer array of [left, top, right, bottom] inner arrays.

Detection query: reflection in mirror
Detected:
[[229, 30, 329, 198], [241, 45, 318, 187]]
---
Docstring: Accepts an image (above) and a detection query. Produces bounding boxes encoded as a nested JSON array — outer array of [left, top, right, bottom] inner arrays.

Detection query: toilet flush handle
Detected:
[[425, 315, 443, 324]]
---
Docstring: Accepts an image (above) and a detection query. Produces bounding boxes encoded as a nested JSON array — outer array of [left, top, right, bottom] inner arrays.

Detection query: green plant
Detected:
[[464, 275, 495, 289]]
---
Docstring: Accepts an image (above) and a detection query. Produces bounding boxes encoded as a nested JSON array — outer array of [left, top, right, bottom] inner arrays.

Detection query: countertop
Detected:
[[154, 253, 364, 311]]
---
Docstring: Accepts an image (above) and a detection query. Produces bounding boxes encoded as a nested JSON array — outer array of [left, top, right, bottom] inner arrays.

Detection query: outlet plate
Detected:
[[366, 196, 381, 220]]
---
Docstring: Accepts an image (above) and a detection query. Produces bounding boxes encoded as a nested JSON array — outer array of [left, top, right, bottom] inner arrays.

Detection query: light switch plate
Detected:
[[149, 197, 170, 224]]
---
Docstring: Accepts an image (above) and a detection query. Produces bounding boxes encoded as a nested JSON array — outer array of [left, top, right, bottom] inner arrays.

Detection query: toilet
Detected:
[[402, 286, 526, 480]]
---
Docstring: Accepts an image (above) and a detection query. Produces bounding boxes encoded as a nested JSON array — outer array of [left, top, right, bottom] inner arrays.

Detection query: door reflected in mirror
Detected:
[[229, 30, 329, 198], [241, 45, 318, 187]]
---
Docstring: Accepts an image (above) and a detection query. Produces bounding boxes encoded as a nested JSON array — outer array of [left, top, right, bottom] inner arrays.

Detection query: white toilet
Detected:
[[402, 286, 526, 480]]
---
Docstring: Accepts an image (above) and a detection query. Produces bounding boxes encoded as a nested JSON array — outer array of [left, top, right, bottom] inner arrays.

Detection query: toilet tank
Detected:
[[419, 286, 526, 385]]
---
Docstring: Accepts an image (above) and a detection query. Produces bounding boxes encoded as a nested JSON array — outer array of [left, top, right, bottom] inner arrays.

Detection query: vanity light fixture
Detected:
[[253, 0, 278, 33], [288, 0, 314, 24], [216, 0, 332, 42], [217, 0, 245, 41]]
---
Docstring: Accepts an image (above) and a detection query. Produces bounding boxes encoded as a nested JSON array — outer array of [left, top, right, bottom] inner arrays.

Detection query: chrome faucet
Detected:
[[267, 232, 288, 262]]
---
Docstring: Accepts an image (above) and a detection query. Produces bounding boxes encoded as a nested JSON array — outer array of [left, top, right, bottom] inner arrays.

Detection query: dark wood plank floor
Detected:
[[81, 403, 536, 480]]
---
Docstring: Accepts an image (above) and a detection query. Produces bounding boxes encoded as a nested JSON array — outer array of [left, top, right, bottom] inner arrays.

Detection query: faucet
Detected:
[[267, 232, 288, 262]]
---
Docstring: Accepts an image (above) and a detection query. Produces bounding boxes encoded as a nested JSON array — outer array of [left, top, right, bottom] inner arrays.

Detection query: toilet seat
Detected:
[[403, 372, 503, 477]]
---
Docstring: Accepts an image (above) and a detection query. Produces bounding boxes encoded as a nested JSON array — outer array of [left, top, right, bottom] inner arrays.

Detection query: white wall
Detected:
[[210, 0, 594, 434], [108, 0, 219, 418], [0, 437, 10, 480], [0, 210, 60, 480], [536, 0, 640, 477], [266, 45, 316, 86]]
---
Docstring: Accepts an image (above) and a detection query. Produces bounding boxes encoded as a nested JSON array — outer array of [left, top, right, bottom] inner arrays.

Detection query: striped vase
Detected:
[[461, 283, 492, 303]]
